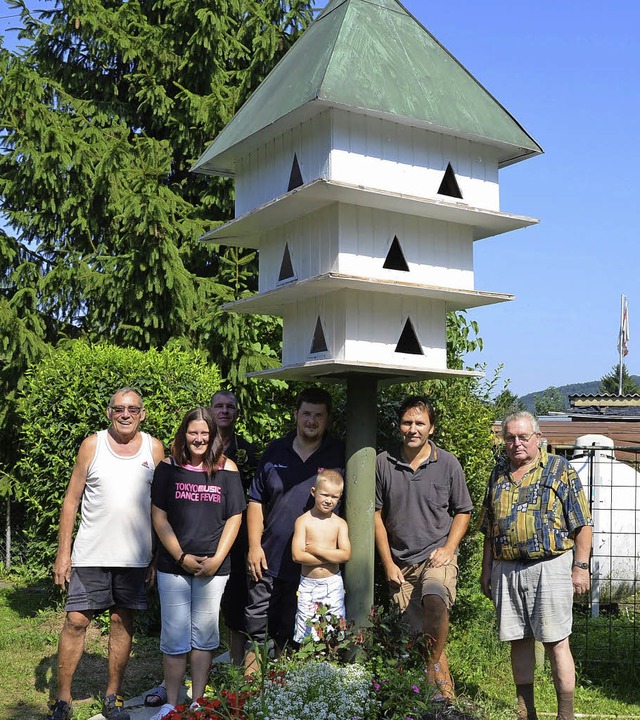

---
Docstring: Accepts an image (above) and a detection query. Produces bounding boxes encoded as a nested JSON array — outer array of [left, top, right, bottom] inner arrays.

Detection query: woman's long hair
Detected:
[[170, 406, 223, 474]]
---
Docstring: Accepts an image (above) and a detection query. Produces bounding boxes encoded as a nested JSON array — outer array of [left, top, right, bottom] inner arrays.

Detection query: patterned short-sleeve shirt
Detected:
[[480, 448, 592, 561]]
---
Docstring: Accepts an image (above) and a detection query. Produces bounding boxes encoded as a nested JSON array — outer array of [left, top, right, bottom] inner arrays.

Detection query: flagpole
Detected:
[[619, 294, 624, 395], [618, 294, 628, 396]]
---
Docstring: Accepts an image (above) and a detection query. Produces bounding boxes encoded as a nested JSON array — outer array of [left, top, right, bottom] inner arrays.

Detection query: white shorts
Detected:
[[157, 571, 228, 654], [294, 573, 345, 643]]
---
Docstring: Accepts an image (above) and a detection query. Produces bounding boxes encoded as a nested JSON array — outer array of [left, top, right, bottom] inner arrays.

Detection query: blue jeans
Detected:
[[157, 571, 228, 654]]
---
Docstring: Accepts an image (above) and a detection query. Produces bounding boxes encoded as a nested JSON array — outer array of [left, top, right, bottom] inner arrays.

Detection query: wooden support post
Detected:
[[344, 374, 378, 627]]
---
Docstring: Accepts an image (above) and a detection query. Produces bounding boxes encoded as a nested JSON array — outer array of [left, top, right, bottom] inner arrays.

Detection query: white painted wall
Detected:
[[280, 290, 447, 369], [235, 112, 332, 216], [258, 204, 474, 293], [329, 109, 500, 210], [234, 108, 501, 217]]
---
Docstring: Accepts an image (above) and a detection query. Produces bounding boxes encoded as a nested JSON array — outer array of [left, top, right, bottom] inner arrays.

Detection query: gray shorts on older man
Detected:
[[491, 550, 573, 643]]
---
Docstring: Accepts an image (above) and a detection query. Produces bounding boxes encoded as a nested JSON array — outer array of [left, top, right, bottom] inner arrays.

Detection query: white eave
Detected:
[[246, 359, 483, 384], [223, 273, 514, 314], [200, 179, 538, 247]]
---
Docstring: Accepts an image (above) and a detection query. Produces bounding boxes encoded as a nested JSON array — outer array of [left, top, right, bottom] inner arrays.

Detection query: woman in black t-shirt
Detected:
[[150, 407, 246, 719]]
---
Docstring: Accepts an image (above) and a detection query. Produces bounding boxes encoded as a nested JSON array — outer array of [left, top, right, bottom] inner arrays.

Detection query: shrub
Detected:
[[13, 340, 221, 572]]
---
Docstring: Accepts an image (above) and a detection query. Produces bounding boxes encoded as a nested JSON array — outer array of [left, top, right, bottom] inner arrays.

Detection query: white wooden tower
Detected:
[[192, 0, 542, 384]]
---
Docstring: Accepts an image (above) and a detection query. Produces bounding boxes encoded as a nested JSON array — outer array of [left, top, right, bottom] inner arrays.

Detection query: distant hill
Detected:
[[520, 377, 640, 412]]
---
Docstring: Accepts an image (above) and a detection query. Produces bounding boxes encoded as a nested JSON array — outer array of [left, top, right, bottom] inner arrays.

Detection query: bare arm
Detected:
[[374, 509, 404, 586], [151, 437, 165, 467], [151, 504, 205, 574], [305, 518, 351, 563], [429, 512, 471, 567], [571, 524, 593, 595], [247, 501, 268, 581], [145, 438, 166, 588], [53, 435, 97, 590], [291, 515, 321, 566], [480, 534, 493, 599]]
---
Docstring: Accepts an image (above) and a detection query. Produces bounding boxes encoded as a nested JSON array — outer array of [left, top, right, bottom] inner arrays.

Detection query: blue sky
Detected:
[[397, 0, 640, 395], [2, 1, 638, 396]]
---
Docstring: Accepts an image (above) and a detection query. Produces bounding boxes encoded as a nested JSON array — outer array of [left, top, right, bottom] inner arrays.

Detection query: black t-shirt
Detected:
[[152, 461, 246, 575]]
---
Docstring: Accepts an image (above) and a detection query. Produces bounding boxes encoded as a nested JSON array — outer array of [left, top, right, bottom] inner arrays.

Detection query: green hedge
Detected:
[[13, 341, 222, 571]]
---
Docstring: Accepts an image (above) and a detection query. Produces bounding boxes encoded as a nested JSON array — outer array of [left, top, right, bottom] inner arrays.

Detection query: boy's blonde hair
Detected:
[[315, 469, 344, 491]]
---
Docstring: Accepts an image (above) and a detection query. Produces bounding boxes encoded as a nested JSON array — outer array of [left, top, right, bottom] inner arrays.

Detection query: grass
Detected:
[[1, 577, 639, 720], [0, 578, 162, 720], [447, 605, 640, 719]]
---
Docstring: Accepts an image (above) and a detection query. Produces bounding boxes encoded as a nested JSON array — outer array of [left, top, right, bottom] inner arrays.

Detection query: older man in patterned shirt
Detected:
[[480, 411, 592, 720]]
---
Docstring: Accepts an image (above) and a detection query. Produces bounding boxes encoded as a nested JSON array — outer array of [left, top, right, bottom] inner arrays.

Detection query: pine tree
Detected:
[[599, 363, 640, 395], [0, 0, 313, 474], [1, 0, 312, 345]]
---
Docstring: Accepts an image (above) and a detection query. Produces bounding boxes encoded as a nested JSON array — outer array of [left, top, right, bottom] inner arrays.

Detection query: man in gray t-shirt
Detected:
[[375, 396, 472, 703]]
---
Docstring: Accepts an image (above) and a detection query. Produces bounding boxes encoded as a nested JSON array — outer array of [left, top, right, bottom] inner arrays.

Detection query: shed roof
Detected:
[[192, 0, 542, 176]]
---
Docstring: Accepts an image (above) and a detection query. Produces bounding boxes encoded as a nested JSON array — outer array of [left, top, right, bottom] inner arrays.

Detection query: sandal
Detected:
[[144, 685, 168, 708]]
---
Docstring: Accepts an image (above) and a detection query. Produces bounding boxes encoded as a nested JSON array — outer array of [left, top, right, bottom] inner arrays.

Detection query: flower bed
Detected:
[[161, 605, 482, 720]]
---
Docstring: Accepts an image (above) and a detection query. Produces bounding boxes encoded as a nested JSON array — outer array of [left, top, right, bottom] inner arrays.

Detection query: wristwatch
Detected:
[[573, 560, 589, 570]]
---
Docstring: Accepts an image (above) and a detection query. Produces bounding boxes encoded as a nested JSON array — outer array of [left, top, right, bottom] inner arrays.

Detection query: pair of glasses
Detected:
[[110, 405, 143, 416], [504, 433, 538, 444]]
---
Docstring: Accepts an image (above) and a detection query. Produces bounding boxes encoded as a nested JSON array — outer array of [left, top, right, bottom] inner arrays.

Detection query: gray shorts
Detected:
[[491, 551, 573, 643], [65, 566, 148, 612]]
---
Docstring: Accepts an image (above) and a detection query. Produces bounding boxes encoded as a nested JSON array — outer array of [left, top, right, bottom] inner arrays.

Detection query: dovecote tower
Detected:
[[192, 0, 542, 623], [193, 0, 541, 383]]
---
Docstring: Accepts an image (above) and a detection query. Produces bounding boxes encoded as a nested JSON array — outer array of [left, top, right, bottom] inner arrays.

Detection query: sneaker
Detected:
[[101, 693, 129, 720], [46, 699, 72, 720], [150, 703, 176, 720]]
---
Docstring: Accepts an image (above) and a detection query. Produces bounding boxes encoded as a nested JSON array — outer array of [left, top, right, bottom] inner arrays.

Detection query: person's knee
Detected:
[[63, 611, 92, 636], [543, 637, 570, 658], [423, 594, 448, 622], [110, 606, 134, 633]]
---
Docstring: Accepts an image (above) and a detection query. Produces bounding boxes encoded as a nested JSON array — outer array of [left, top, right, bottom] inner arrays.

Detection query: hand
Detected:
[[304, 541, 328, 558], [384, 563, 405, 587], [247, 546, 268, 582], [480, 567, 492, 599], [572, 567, 590, 595], [194, 556, 221, 577], [428, 546, 454, 568], [53, 554, 71, 591], [181, 554, 206, 574], [145, 563, 157, 589]]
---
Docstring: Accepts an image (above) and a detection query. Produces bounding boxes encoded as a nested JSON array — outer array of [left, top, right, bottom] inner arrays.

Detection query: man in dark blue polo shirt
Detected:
[[244, 387, 344, 672]]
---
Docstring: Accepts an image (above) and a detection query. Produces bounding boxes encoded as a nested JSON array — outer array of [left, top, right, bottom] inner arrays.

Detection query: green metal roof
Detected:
[[192, 0, 542, 176]]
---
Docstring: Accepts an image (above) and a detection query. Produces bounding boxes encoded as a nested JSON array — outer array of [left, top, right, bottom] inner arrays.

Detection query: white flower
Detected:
[[247, 661, 378, 720]]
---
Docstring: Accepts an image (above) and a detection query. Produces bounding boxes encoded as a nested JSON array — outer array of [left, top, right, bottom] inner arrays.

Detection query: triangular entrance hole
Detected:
[[437, 162, 462, 199], [310, 316, 328, 354], [395, 318, 423, 355], [278, 243, 295, 282], [383, 235, 409, 272], [288, 153, 304, 191]]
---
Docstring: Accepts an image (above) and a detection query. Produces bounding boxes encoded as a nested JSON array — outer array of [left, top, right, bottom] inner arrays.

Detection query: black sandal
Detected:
[[144, 685, 168, 707]]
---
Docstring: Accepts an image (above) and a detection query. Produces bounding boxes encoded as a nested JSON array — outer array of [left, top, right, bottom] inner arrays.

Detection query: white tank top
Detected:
[[72, 430, 156, 567]]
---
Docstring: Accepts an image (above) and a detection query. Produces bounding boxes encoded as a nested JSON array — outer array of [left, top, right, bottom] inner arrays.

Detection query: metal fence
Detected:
[[2, 441, 639, 670], [555, 441, 640, 669]]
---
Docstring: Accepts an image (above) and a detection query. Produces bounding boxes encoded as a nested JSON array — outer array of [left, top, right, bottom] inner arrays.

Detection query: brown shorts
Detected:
[[390, 556, 459, 634]]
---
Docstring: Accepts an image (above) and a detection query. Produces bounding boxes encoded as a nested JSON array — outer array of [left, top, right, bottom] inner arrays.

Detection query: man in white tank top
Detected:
[[46, 388, 164, 720]]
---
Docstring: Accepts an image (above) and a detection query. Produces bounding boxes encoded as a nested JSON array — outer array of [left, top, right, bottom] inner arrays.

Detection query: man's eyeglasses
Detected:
[[110, 405, 143, 416], [504, 432, 538, 445]]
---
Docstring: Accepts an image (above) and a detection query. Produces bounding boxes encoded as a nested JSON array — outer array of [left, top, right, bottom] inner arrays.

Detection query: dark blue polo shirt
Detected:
[[249, 430, 345, 582]]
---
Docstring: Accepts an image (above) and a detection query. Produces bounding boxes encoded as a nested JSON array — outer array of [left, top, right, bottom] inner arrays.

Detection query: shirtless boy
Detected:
[[291, 470, 351, 642]]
